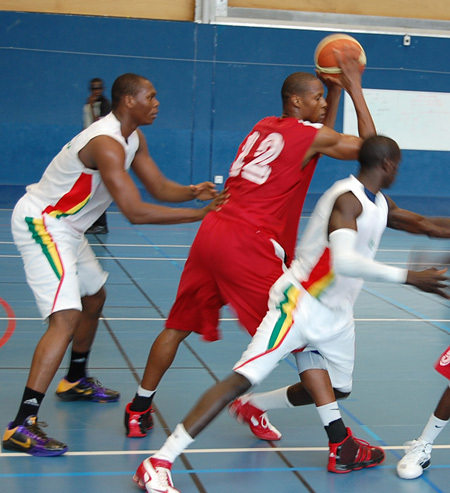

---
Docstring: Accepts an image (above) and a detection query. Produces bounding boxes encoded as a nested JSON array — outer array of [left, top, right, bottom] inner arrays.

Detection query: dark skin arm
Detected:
[[329, 192, 449, 299], [387, 196, 450, 237], [304, 50, 376, 165], [386, 196, 450, 296], [132, 129, 218, 203], [78, 133, 227, 225]]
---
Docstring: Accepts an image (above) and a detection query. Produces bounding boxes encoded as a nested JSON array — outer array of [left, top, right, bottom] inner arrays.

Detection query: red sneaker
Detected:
[[229, 394, 282, 441], [124, 402, 154, 438], [133, 457, 179, 493], [328, 428, 385, 473]]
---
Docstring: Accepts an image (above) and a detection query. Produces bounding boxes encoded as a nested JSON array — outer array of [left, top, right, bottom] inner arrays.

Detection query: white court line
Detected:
[[0, 241, 448, 253], [1, 444, 449, 458], [0, 254, 428, 265], [0, 317, 449, 323]]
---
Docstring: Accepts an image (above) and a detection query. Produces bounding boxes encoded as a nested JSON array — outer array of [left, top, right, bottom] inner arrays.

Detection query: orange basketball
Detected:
[[314, 34, 366, 77]]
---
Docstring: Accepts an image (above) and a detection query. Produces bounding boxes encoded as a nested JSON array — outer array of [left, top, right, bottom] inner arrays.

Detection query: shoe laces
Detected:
[[403, 441, 432, 462], [350, 436, 373, 462], [154, 465, 171, 488], [259, 413, 271, 429], [26, 418, 49, 440], [83, 377, 104, 390]]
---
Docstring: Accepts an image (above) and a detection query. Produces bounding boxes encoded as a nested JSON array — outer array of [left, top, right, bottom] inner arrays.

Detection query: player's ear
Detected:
[[382, 158, 392, 172], [292, 95, 301, 108], [123, 94, 134, 108]]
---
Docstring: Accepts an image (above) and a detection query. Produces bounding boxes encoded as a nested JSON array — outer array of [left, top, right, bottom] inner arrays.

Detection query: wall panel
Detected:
[[229, 0, 450, 21], [0, 11, 448, 214], [0, 0, 195, 21]]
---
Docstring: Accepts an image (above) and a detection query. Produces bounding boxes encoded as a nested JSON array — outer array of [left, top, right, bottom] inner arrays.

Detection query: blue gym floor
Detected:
[[0, 205, 449, 493]]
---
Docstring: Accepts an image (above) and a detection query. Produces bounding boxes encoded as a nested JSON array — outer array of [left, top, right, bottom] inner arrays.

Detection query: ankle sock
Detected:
[[66, 350, 90, 382], [13, 387, 45, 427]]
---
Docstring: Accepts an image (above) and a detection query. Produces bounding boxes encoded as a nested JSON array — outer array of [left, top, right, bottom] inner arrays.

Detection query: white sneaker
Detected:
[[397, 439, 432, 480], [133, 457, 180, 493]]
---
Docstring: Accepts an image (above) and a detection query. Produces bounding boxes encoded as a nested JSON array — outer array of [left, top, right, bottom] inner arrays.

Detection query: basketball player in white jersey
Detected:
[[2, 73, 225, 457], [134, 135, 450, 492]]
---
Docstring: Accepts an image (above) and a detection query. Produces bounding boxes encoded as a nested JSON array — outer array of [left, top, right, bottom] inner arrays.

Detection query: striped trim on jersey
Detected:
[[43, 173, 93, 219], [301, 248, 335, 299]]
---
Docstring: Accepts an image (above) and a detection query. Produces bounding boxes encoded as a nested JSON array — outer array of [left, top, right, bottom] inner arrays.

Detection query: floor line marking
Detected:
[[2, 444, 450, 458]]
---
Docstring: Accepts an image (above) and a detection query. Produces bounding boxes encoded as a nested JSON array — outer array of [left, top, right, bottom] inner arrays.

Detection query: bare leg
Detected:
[[434, 386, 450, 421], [184, 372, 251, 438], [71, 288, 106, 353], [140, 328, 192, 390], [298, 369, 340, 406], [287, 374, 350, 407], [26, 309, 81, 393]]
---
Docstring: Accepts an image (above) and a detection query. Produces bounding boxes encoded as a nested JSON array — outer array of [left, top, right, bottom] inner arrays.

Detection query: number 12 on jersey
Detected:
[[229, 132, 284, 185]]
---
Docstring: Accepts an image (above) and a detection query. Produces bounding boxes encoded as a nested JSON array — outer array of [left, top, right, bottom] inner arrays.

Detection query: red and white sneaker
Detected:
[[229, 394, 282, 441], [133, 457, 180, 493], [328, 428, 385, 474], [125, 402, 154, 437]]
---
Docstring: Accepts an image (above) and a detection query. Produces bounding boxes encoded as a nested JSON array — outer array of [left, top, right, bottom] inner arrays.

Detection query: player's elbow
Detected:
[[120, 207, 146, 225]]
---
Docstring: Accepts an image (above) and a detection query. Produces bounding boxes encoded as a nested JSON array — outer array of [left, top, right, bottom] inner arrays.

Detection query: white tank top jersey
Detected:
[[25, 113, 139, 233], [290, 174, 389, 313]]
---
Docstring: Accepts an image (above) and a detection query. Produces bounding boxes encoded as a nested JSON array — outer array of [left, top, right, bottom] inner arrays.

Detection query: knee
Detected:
[[82, 287, 106, 317], [162, 327, 191, 345], [221, 372, 252, 404], [334, 388, 351, 400]]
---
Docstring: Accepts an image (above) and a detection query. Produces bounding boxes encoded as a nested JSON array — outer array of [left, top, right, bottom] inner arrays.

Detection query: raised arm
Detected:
[[80, 134, 223, 225], [316, 73, 342, 129], [306, 51, 376, 164]]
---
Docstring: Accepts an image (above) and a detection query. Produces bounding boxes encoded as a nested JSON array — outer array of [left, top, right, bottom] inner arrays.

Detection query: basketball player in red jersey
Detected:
[[124, 52, 376, 438]]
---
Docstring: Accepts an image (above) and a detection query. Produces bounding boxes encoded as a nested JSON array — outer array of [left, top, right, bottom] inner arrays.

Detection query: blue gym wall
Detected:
[[0, 11, 449, 213]]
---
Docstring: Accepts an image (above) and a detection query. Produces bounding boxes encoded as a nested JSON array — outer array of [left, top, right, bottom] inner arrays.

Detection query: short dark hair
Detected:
[[358, 135, 401, 169], [89, 78, 104, 89], [281, 72, 317, 103], [111, 73, 148, 110]]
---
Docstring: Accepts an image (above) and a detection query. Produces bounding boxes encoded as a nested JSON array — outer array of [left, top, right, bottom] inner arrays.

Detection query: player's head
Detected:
[[358, 135, 401, 188], [281, 72, 326, 122], [111, 73, 159, 125], [112, 73, 150, 110]]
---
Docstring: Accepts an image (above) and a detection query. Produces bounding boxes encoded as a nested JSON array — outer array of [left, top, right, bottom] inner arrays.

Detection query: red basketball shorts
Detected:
[[165, 213, 286, 341], [434, 345, 450, 381]]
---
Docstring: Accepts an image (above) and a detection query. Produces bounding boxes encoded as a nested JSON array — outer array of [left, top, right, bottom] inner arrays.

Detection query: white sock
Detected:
[[137, 385, 155, 398], [419, 414, 448, 444], [316, 402, 341, 427], [249, 386, 294, 410], [154, 423, 194, 463]]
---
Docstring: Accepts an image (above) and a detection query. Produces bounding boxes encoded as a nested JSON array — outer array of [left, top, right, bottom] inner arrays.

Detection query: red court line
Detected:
[[0, 297, 16, 348]]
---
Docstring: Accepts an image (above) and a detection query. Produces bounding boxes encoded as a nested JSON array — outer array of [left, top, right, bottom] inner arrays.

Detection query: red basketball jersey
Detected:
[[219, 116, 321, 265]]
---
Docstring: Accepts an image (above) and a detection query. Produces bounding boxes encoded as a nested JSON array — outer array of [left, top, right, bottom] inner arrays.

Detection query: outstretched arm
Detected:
[[80, 134, 225, 225], [387, 196, 450, 237], [132, 130, 218, 203], [328, 192, 449, 299]]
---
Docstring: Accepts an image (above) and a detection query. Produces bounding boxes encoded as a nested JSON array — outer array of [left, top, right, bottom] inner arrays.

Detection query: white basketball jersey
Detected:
[[25, 113, 139, 233], [290, 174, 389, 312]]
